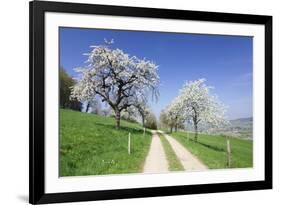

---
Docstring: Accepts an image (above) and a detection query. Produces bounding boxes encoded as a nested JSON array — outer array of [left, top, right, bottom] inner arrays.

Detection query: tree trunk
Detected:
[[170, 126, 173, 133], [175, 117, 178, 132], [194, 122, 198, 142], [85, 102, 90, 113], [115, 110, 121, 129], [142, 116, 145, 127]]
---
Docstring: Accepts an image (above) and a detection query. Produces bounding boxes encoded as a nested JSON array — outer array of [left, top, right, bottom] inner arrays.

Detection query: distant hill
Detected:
[[230, 117, 252, 128], [184, 117, 253, 139], [230, 117, 252, 123], [227, 117, 253, 139]]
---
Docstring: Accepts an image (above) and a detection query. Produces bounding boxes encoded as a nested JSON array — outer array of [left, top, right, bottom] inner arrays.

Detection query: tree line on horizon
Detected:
[[59, 68, 82, 111]]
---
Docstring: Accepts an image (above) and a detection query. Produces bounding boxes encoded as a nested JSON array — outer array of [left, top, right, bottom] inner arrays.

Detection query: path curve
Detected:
[[143, 131, 169, 173], [160, 131, 208, 171]]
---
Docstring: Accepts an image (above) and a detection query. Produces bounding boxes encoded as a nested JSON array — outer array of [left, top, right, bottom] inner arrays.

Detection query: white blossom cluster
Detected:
[[70, 40, 159, 127], [162, 95, 186, 130], [162, 79, 229, 133]]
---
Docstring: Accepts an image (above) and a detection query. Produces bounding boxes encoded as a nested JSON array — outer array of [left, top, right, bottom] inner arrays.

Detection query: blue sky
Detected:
[[60, 27, 253, 120]]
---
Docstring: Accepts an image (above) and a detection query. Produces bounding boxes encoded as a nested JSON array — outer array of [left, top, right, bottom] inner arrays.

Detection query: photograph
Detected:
[[28, 1, 273, 203], [59, 27, 253, 177]]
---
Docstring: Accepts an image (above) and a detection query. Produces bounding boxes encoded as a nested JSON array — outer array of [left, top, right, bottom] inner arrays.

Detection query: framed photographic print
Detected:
[[29, 0, 272, 204]]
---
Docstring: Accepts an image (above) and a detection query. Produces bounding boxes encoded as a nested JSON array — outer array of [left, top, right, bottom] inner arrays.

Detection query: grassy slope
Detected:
[[158, 133, 184, 171], [60, 109, 151, 176], [171, 132, 253, 169]]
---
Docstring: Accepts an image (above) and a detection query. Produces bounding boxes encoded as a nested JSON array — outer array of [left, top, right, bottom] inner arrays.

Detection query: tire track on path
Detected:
[[159, 131, 208, 171], [143, 130, 169, 173]]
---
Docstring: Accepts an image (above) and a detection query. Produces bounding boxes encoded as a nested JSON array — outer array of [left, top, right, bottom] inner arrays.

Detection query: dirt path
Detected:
[[160, 131, 208, 171], [143, 131, 169, 173]]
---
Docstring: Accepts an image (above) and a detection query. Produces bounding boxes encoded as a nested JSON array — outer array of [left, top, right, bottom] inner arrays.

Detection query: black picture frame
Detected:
[[29, 0, 272, 204]]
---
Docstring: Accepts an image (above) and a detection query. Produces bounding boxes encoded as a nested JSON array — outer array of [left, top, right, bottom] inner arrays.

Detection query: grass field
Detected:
[[170, 131, 253, 169], [59, 109, 152, 176], [158, 132, 184, 171]]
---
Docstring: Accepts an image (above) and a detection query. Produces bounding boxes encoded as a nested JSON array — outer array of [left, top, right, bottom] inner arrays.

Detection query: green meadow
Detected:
[[171, 131, 253, 169], [59, 109, 151, 176]]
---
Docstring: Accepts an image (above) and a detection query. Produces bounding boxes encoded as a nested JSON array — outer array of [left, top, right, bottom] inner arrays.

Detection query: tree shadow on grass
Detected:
[[189, 138, 226, 152], [94, 122, 144, 135]]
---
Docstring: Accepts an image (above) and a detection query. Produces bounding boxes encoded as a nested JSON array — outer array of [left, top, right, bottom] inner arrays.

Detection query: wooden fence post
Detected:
[[226, 137, 231, 167], [128, 132, 131, 155]]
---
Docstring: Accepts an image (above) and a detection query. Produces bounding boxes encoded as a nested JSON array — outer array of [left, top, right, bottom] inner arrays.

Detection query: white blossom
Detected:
[[179, 79, 228, 129], [71, 40, 159, 128], [162, 79, 228, 140]]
